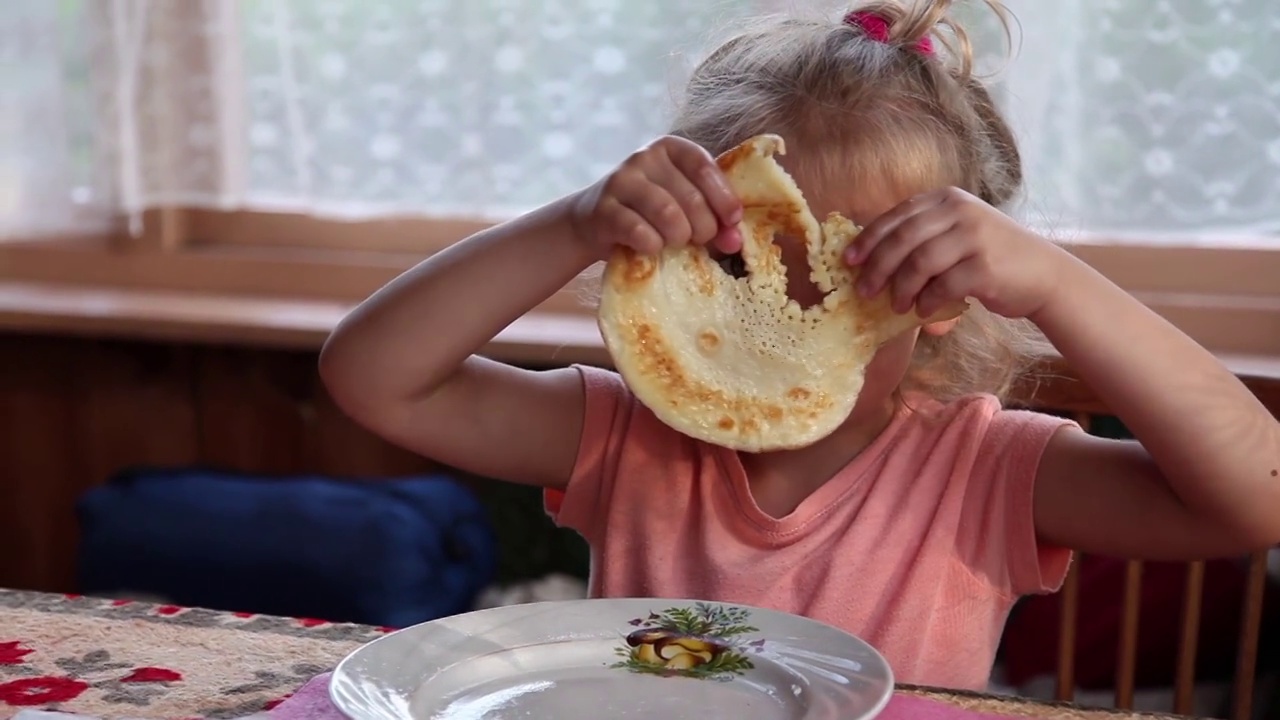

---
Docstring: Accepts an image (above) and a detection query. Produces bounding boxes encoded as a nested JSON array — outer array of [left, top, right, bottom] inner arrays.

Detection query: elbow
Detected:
[[1228, 530, 1280, 560], [317, 328, 430, 439], [316, 338, 341, 399], [1238, 515, 1280, 555], [317, 331, 369, 423], [1213, 502, 1280, 557], [1239, 428, 1280, 551], [317, 328, 344, 382]]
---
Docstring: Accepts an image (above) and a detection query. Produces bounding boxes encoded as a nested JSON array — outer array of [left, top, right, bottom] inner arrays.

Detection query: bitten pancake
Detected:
[[597, 134, 966, 451]]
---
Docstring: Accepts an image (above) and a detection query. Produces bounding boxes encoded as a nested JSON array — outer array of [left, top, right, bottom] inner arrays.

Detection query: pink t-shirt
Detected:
[[545, 365, 1075, 690]]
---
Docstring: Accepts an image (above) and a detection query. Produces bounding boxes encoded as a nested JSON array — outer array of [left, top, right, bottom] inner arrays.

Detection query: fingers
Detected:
[[597, 196, 664, 255], [712, 226, 743, 255], [654, 165, 721, 247], [661, 139, 743, 230], [886, 232, 974, 313], [616, 174, 695, 249], [854, 204, 960, 299], [841, 187, 989, 314], [915, 256, 982, 319], [845, 189, 947, 266], [597, 136, 743, 254], [837, 187, 1013, 316]]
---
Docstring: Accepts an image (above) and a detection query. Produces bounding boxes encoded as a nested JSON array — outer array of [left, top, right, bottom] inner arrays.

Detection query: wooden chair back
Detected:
[[1024, 365, 1279, 720]]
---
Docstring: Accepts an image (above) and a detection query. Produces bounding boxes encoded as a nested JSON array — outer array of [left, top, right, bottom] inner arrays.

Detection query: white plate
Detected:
[[330, 598, 894, 720]]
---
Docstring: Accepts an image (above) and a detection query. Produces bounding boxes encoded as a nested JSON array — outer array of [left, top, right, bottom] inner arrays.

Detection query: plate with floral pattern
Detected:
[[330, 598, 894, 720]]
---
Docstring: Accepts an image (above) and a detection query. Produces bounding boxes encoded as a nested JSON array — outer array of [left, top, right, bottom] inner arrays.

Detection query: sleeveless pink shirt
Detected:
[[545, 366, 1074, 690]]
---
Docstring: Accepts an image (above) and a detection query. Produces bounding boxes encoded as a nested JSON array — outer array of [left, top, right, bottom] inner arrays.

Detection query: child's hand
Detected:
[[844, 187, 1068, 319], [570, 136, 743, 258]]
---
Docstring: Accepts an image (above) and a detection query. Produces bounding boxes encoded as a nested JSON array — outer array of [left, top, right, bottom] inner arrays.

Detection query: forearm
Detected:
[[1029, 253, 1280, 541], [320, 194, 599, 404]]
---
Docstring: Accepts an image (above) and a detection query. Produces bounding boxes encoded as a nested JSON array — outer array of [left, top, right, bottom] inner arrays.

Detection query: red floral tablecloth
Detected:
[[0, 589, 1184, 720], [0, 590, 387, 719]]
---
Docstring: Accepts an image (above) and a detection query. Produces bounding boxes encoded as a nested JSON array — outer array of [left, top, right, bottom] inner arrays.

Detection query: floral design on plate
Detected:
[[612, 602, 762, 681]]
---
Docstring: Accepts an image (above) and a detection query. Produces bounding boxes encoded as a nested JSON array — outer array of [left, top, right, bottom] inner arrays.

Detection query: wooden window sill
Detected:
[[3, 281, 1278, 402], [0, 280, 611, 367], [4, 227, 1279, 357]]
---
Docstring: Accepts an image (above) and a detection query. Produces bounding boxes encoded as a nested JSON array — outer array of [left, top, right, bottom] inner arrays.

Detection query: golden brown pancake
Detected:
[[597, 134, 966, 451]]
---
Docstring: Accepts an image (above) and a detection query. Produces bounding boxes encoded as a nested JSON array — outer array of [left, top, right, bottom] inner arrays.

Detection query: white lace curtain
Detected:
[[3, 0, 1279, 243]]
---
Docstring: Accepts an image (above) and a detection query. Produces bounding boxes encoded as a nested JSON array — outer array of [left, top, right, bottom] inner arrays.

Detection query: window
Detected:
[[997, 0, 1280, 244], [1, 0, 105, 238], [8, 0, 1280, 240], [5, 0, 762, 234], [237, 0, 756, 220], [2, 0, 1278, 354]]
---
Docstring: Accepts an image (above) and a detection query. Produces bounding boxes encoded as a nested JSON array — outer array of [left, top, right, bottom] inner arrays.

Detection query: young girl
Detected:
[[319, 0, 1280, 691]]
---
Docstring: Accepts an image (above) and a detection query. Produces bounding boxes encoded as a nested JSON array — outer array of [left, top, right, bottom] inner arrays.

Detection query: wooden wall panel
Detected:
[[0, 330, 1276, 595], [0, 334, 438, 593], [194, 348, 318, 475], [193, 347, 433, 478], [306, 386, 435, 479], [0, 336, 81, 592], [73, 341, 201, 478], [0, 336, 199, 591]]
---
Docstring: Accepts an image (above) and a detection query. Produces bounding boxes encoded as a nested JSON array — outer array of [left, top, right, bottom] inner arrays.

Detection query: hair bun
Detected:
[[844, 0, 1010, 79], [843, 10, 935, 54]]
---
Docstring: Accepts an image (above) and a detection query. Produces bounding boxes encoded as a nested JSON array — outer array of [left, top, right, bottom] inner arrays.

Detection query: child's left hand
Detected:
[[844, 187, 1069, 320]]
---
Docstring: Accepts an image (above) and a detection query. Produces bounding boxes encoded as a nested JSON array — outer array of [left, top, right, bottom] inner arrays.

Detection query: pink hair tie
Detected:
[[843, 10, 935, 56]]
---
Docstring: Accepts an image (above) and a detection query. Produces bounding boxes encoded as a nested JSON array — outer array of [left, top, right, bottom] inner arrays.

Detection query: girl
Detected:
[[319, 0, 1280, 690]]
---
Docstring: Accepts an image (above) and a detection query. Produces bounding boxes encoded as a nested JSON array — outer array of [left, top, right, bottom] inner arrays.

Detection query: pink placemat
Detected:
[[268, 672, 1023, 720]]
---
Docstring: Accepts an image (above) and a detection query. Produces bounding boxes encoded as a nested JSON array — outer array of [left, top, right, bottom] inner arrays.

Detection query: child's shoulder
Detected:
[[574, 364, 642, 415], [900, 391, 1068, 444], [901, 391, 1002, 425], [572, 364, 691, 445]]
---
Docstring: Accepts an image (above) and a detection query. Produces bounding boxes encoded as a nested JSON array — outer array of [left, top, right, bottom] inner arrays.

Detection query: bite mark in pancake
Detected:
[[597, 134, 968, 452]]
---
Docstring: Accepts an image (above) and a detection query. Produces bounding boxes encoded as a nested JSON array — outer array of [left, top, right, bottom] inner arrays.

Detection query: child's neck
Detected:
[[739, 395, 901, 519]]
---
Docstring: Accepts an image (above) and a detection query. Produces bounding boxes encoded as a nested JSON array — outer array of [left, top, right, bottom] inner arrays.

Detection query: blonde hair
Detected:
[[669, 0, 1050, 404]]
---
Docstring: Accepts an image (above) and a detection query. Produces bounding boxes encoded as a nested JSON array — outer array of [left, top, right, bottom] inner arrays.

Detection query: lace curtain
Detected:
[[3, 0, 1278, 243]]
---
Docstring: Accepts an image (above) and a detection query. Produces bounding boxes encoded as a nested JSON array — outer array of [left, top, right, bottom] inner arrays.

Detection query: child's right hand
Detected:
[[570, 135, 744, 259]]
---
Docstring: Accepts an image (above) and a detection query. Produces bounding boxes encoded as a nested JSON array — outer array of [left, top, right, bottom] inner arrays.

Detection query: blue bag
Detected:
[[75, 468, 497, 628]]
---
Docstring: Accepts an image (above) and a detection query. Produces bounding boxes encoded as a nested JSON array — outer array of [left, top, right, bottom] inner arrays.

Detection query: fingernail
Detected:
[[857, 280, 874, 297], [844, 247, 861, 264], [721, 229, 742, 253]]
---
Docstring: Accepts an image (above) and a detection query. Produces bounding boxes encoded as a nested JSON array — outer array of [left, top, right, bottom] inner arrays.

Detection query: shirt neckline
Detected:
[[714, 403, 914, 539]]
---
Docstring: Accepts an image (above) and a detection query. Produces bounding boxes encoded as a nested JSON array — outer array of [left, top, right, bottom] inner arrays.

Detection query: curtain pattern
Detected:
[[3, 0, 1278, 242]]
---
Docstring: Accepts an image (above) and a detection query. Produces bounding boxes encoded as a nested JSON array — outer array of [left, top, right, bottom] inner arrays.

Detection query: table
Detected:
[[0, 589, 1179, 720]]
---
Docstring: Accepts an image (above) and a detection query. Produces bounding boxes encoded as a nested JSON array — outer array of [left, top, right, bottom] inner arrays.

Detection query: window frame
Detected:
[[3, 3, 1278, 361], [2, 206, 1278, 358]]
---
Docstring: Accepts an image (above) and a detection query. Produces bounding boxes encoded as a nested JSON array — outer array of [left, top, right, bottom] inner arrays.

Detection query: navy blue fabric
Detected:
[[75, 468, 497, 628]]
